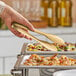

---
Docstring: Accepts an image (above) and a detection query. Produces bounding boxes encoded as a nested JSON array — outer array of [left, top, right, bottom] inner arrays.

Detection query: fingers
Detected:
[[9, 27, 32, 40], [9, 28, 25, 38], [2, 5, 33, 40], [9, 26, 32, 40], [5, 18, 32, 40], [22, 19, 35, 31], [12, 13, 35, 31], [3, 4, 34, 32]]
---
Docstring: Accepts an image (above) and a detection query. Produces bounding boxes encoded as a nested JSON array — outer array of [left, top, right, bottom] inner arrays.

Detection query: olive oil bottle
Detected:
[[57, 0, 62, 25], [65, 0, 72, 26], [59, 0, 72, 27], [60, 0, 65, 26], [48, 0, 58, 27], [40, 0, 49, 21]]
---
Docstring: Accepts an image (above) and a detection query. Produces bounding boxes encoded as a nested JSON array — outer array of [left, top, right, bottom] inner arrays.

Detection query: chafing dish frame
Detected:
[[11, 43, 76, 76]]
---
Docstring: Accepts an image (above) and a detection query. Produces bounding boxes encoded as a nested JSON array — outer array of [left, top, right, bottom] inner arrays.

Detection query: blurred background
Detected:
[[0, 0, 76, 75], [0, 0, 76, 29]]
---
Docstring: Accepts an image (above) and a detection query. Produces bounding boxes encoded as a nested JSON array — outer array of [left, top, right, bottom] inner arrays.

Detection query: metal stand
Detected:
[[11, 69, 22, 76], [22, 69, 29, 76]]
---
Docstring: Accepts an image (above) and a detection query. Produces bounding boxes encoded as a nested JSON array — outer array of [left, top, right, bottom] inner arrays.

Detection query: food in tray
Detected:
[[23, 54, 76, 66], [27, 42, 76, 52]]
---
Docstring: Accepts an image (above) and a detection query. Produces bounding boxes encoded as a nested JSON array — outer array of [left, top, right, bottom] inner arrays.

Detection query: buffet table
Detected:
[[0, 27, 76, 74]]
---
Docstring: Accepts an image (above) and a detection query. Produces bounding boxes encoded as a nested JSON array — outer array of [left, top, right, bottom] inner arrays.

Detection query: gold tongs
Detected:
[[12, 23, 65, 51]]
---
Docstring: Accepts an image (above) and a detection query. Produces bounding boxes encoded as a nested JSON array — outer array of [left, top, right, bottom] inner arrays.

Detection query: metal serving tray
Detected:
[[21, 43, 76, 55], [14, 54, 76, 69]]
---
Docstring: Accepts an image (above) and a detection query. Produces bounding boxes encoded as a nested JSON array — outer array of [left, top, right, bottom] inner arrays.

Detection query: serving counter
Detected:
[[0, 27, 76, 74]]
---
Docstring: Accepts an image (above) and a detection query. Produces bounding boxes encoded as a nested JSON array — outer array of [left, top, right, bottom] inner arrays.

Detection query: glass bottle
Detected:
[[57, 0, 62, 25], [48, 0, 58, 27], [40, 0, 49, 21], [60, 0, 65, 26], [65, 0, 72, 27], [60, 0, 72, 27]]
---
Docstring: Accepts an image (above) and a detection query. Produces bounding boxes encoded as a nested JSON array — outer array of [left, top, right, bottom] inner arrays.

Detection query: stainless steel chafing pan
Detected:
[[20, 43, 76, 55], [14, 54, 76, 69]]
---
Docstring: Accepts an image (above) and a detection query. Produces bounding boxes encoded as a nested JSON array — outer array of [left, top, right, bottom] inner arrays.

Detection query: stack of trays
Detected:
[[11, 42, 76, 76]]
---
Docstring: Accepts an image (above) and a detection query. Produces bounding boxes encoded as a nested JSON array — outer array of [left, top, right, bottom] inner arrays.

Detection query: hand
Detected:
[[0, 4, 34, 40]]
